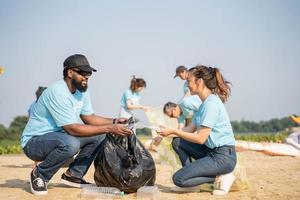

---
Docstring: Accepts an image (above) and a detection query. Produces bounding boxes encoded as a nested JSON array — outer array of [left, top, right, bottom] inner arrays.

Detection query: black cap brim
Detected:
[[77, 65, 97, 72]]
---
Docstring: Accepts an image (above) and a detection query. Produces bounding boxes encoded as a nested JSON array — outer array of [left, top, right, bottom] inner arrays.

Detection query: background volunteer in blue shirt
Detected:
[[119, 76, 149, 118], [27, 86, 47, 116], [163, 95, 202, 130], [157, 65, 236, 196], [174, 65, 190, 100], [21, 54, 132, 196]]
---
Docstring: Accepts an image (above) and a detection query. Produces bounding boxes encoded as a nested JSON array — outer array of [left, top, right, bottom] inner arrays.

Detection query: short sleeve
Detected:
[[45, 90, 77, 127], [81, 90, 94, 115], [192, 110, 200, 126], [183, 81, 190, 95], [124, 90, 133, 100], [177, 115, 185, 124], [199, 101, 219, 128]]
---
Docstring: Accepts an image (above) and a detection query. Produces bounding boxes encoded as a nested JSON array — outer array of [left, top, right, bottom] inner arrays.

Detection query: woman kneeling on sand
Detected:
[[157, 65, 236, 195]]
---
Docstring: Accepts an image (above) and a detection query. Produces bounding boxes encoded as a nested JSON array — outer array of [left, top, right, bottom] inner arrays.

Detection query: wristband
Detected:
[[112, 118, 117, 124]]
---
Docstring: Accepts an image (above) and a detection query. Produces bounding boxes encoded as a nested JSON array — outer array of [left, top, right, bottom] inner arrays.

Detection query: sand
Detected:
[[0, 151, 300, 200]]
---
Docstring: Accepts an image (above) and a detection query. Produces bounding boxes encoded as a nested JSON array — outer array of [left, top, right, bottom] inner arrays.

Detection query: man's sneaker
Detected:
[[171, 185, 201, 193], [60, 173, 91, 188], [213, 172, 235, 195], [29, 169, 48, 195]]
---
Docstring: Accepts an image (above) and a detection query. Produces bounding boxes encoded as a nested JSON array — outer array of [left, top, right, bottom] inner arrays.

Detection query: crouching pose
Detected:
[[21, 54, 131, 195], [158, 65, 236, 195]]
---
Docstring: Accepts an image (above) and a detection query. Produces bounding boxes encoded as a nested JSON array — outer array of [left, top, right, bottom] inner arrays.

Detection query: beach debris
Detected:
[[236, 140, 300, 157], [0, 67, 4, 75]]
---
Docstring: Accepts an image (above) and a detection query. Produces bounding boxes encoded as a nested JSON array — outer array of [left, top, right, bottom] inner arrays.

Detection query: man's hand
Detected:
[[110, 124, 132, 136]]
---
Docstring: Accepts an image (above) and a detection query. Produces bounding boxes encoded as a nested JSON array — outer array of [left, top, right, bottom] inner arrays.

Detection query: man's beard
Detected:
[[72, 79, 88, 92]]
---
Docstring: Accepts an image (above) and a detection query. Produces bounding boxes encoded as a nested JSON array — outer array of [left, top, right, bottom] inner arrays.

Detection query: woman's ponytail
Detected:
[[190, 65, 231, 102], [214, 68, 231, 102], [130, 75, 146, 92]]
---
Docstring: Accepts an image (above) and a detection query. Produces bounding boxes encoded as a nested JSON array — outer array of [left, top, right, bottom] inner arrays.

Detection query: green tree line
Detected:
[[0, 116, 28, 141], [0, 115, 298, 154], [231, 117, 297, 133], [0, 116, 298, 140], [0, 116, 28, 154]]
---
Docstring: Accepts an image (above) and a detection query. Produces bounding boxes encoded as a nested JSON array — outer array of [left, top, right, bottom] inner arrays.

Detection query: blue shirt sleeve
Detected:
[[177, 115, 185, 124], [198, 101, 219, 128], [124, 90, 133, 100], [183, 81, 190, 95], [81, 90, 94, 115], [45, 89, 78, 127]]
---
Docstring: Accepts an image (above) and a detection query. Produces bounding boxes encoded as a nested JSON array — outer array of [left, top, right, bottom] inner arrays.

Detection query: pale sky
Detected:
[[1, 0, 300, 127]]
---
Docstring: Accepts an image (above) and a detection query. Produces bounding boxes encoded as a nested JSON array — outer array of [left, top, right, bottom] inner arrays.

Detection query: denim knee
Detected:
[[172, 137, 180, 152], [172, 171, 185, 187], [61, 138, 80, 157]]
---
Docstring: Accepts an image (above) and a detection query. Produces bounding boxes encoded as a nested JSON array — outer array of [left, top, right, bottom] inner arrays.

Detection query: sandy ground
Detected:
[[0, 151, 300, 200]]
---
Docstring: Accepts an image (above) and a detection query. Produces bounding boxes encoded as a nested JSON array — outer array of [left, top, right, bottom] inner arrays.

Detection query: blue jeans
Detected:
[[172, 137, 236, 187], [23, 131, 105, 182]]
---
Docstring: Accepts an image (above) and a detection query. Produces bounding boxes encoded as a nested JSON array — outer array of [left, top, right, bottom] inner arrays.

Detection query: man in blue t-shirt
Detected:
[[174, 65, 190, 100], [21, 54, 132, 195], [163, 95, 202, 130]]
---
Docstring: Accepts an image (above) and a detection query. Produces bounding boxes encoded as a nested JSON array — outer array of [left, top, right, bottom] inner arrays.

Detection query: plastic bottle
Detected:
[[137, 186, 160, 200], [80, 186, 124, 199]]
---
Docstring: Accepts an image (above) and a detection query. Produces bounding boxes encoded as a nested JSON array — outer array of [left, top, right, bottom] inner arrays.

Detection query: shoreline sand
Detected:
[[0, 151, 299, 200]]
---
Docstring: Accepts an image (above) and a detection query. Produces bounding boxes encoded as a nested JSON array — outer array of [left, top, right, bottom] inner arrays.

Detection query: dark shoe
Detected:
[[60, 173, 91, 188], [29, 169, 48, 195]]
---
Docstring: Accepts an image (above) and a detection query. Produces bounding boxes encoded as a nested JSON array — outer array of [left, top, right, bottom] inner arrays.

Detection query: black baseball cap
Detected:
[[63, 54, 97, 72], [174, 65, 187, 78]]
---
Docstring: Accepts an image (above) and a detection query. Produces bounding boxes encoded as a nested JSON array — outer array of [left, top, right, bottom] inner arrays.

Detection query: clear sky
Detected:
[[0, 0, 300, 127]]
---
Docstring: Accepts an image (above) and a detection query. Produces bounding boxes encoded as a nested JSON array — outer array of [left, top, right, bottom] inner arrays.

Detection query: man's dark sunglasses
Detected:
[[71, 68, 92, 77]]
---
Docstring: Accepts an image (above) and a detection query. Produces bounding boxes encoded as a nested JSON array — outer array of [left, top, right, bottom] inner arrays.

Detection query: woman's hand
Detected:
[[141, 106, 151, 112], [156, 126, 176, 137]]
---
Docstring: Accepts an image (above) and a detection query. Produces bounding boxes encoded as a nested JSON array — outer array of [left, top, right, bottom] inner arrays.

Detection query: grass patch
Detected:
[[0, 139, 20, 146], [234, 131, 290, 143], [0, 139, 22, 155], [0, 131, 291, 155]]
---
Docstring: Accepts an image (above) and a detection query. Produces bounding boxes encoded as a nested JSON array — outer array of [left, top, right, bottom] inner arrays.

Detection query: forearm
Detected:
[[173, 129, 206, 144], [81, 114, 113, 125], [63, 123, 112, 137], [174, 126, 211, 144], [178, 123, 185, 130], [127, 105, 145, 110]]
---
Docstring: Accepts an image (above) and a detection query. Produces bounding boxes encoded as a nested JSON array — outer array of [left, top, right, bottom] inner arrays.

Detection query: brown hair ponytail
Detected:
[[130, 75, 147, 92], [214, 68, 231, 102], [189, 65, 231, 102]]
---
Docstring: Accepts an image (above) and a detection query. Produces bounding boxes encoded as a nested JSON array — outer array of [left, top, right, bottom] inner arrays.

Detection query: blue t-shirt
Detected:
[[21, 80, 94, 148], [183, 81, 190, 95], [27, 101, 37, 116], [192, 94, 235, 149], [178, 95, 202, 124], [120, 89, 141, 111]]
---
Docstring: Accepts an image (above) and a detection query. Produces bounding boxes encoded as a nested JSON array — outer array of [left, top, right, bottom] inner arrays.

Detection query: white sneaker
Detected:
[[171, 185, 200, 193], [213, 172, 235, 195]]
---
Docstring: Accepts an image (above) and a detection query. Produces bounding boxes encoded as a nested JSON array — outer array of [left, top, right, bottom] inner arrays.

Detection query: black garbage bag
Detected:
[[94, 133, 156, 193]]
